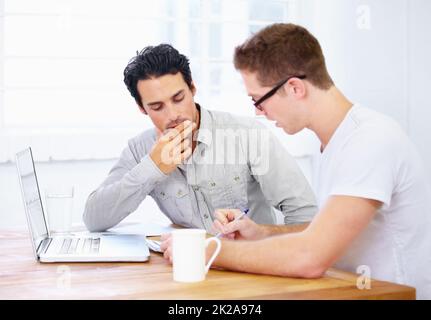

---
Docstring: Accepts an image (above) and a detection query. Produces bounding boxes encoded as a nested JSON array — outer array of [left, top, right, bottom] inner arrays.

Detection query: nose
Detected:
[[255, 107, 266, 116], [166, 104, 180, 121], [165, 105, 182, 128]]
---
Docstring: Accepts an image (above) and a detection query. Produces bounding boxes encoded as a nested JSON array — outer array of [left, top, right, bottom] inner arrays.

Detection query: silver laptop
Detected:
[[15, 147, 150, 263]]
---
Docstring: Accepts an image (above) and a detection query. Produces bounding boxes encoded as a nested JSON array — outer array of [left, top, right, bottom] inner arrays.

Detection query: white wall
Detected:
[[0, 159, 168, 228], [298, 0, 431, 182], [407, 0, 431, 183]]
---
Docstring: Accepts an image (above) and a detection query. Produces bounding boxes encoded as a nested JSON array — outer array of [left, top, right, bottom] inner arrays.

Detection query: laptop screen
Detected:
[[16, 148, 49, 254]]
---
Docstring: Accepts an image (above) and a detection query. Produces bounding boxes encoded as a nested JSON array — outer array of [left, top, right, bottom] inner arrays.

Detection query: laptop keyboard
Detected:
[[58, 237, 100, 255]]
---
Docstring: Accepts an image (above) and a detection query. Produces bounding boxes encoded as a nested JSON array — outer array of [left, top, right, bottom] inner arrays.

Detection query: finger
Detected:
[[173, 120, 193, 132], [160, 121, 192, 142], [214, 209, 242, 225], [168, 123, 194, 148], [170, 120, 194, 139], [160, 242, 166, 252], [223, 219, 247, 234], [178, 146, 193, 163], [165, 132, 186, 151], [218, 232, 235, 240], [176, 119, 196, 143], [160, 128, 178, 142], [160, 233, 171, 241], [181, 121, 195, 141], [160, 235, 172, 251], [172, 137, 190, 155], [172, 145, 192, 164], [163, 247, 171, 260], [226, 209, 243, 221], [160, 143, 191, 166], [214, 209, 231, 225], [212, 219, 225, 234], [166, 247, 173, 263], [160, 239, 171, 252], [225, 233, 236, 240], [163, 141, 179, 160]]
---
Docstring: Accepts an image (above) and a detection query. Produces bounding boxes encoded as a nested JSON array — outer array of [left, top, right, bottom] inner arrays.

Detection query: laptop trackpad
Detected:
[[100, 235, 149, 257]]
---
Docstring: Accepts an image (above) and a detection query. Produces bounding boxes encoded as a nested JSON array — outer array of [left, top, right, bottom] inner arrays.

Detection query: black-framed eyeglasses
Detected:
[[253, 75, 306, 111]]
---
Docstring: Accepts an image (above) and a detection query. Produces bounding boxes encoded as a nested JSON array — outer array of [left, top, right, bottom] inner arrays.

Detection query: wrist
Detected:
[[150, 151, 172, 175], [134, 154, 168, 181], [256, 224, 270, 240]]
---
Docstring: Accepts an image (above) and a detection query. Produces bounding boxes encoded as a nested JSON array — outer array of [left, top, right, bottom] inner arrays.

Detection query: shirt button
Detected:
[[177, 190, 183, 196], [160, 192, 165, 196], [210, 182, 216, 187], [193, 186, 199, 191], [234, 176, 240, 181], [204, 214, 209, 219]]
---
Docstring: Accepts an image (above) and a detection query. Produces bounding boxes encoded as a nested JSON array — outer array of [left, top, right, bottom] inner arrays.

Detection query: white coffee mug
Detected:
[[172, 229, 221, 283]]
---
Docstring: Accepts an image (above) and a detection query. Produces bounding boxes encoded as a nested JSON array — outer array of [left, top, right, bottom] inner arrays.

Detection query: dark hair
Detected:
[[234, 23, 333, 89], [123, 44, 193, 107]]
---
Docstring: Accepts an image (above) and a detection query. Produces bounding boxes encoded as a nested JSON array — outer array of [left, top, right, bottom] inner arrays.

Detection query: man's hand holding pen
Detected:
[[212, 208, 266, 241]]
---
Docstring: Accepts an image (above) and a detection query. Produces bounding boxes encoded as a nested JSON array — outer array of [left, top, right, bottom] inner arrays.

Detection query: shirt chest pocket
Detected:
[[199, 169, 249, 212], [199, 180, 229, 212], [227, 169, 250, 210], [154, 184, 193, 226]]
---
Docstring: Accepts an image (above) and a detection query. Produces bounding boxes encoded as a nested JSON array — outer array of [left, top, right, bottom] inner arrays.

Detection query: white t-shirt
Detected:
[[315, 104, 431, 299]]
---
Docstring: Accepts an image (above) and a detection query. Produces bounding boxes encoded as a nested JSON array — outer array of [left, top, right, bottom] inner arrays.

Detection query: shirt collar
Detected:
[[195, 103, 212, 147]]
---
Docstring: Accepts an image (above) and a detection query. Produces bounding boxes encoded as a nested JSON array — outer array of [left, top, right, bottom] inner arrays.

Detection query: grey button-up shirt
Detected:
[[83, 106, 317, 233]]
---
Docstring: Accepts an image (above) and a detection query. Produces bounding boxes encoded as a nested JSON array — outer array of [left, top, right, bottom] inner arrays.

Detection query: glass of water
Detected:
[[45, 186, 74, 235]]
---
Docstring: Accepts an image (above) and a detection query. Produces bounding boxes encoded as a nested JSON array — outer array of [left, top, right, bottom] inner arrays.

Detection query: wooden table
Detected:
[[0, 229, 415, 300]]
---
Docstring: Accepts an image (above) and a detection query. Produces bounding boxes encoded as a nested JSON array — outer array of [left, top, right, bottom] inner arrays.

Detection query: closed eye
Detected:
[[150, 103, 163, 111], [173, 92, 185, 103]]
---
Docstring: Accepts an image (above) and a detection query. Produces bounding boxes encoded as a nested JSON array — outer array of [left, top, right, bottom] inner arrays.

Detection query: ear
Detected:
[[286, 77, 306, 99], [190, 81, 197, 96]]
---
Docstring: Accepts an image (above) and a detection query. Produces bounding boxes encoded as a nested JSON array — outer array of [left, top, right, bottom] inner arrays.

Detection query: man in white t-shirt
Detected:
[[158, 23, 431, 298]]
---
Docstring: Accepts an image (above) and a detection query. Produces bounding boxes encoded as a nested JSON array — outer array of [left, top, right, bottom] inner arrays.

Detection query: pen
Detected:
[[215, 208, 249, 238]]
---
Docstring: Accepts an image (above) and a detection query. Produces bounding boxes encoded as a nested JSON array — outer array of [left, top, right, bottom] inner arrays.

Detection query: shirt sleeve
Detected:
[[328, 131, 398, 206], [248, 123, 318, 224], [82, 142, 168, 232]]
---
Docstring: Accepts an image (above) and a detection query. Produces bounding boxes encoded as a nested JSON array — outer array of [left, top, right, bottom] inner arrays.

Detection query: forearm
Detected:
[[83, 180, 144, 232], [210, 232, 325, 278], [83, 155, 167, 232], [260, 222, 310, 237], [211, 196, 381, 277]]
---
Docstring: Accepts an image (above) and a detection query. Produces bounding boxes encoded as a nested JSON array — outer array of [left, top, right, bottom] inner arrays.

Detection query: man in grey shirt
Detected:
[[83, 44, 317, 233]]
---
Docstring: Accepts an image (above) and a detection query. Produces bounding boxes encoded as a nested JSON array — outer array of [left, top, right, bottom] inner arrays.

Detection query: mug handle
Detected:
[[204, 237, 221, 274]]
